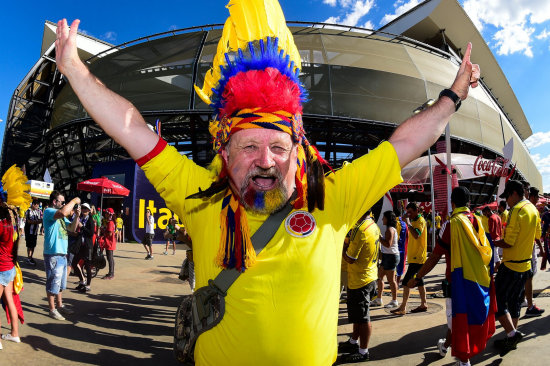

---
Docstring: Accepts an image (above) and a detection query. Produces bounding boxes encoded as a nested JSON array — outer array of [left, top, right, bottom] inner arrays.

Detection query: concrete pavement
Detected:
[[1, 236, 549, 365]]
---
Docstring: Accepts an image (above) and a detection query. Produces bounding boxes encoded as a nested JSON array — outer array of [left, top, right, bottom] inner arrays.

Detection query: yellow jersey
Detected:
[[346, 218, 380, 289], [435, 215, 441, 230], [141, 140, 402, 366], [116, 217, 123, 229], [502, 200, 541, 272], [407, 215, 427, 264]]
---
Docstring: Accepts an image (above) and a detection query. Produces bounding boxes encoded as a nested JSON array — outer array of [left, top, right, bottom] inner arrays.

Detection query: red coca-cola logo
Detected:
[[473, 155, 516, 178]]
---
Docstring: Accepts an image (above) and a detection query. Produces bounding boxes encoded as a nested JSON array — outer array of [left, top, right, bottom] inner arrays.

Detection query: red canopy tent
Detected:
[[77, 177, 130, 210]]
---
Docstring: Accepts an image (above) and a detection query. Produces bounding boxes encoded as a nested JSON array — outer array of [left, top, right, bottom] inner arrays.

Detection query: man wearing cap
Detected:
[[54, 0, 480, 363], [493, 180, 541, 353], [24, 200, 42, 265], [72, 203, 96, 293]]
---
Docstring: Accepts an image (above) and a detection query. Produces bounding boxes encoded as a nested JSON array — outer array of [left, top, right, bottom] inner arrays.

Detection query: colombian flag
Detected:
[[450, 207, 496, 360]]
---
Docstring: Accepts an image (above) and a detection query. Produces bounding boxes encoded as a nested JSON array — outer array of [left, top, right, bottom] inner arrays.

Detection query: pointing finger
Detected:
[[463, 42, 472, 63]]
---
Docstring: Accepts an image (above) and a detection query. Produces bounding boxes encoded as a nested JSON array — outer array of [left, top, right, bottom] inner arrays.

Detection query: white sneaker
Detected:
[[58, 305, 74, 315], [371, 298, 383, 307], [437, 338, 448, 357], [385, 300, 399, 308], [49, 309, 65, 321], [1, 334, 21, 343], [163, 251, 168, 255], [172, 251, 176, 255]]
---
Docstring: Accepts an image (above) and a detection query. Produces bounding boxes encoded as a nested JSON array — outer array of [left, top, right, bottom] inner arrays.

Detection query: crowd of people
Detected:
[[339, 181, 547, 365]]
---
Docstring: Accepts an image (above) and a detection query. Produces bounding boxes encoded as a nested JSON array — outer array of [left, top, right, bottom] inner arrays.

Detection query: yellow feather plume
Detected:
[[1, 165, 32, 216], [194, 0, 302, 105]]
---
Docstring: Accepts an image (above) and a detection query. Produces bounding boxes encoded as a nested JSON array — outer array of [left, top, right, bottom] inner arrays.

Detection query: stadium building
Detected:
[[1, 0, 542, 241]]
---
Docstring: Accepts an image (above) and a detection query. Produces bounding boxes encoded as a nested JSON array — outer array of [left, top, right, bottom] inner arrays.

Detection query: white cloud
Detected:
[[380, 0, 422, 26], [525, 131, 550, 149], [101, 31, 117, 42], [323, 0, 374, 28], [463, 0, 550, 57], [530, 153, 550, 192], [536, 28, 550, 40]]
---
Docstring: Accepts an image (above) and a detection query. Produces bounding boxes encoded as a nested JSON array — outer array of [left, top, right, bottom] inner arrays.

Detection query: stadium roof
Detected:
[[379, 0, 532, 140]]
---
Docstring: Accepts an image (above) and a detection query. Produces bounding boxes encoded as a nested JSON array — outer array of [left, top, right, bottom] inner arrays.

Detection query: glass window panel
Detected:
[[320, 35, 422, 79], [331, 66, 427, 122]]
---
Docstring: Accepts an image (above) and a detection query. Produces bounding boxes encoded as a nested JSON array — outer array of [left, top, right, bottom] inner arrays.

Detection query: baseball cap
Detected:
[[106, 208, 115, 214], [81, 203, 91, 211], [499, 180, 524, 199]]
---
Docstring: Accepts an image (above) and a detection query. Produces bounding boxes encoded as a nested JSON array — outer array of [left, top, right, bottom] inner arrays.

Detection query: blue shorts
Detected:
[[44, 254, 68, 294], [0, 266, 16, 287]]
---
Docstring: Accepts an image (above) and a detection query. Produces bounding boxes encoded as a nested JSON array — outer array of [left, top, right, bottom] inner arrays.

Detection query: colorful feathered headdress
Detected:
[[194, 0, 329, 272], [1, 165, 32, 217]]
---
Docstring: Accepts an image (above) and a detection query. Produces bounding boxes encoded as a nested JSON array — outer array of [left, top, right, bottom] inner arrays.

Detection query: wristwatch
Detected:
[[439, 88, 461, 111]]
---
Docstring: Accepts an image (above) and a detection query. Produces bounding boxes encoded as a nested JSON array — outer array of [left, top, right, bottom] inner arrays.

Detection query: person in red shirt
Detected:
[[0, 204, 21, 346], [482, 206, 502, 241], [102, 208, 117, 280]]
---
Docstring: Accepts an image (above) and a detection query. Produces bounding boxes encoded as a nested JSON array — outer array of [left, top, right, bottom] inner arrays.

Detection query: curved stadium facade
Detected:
[[1, 0, 542, 211]]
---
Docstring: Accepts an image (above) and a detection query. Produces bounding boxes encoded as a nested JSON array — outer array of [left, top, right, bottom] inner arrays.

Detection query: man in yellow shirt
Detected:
[[339, 211, 380, 363], [493, 180, 542, 353], [54, 0, 480, 362], [391, 202, 428, 315]]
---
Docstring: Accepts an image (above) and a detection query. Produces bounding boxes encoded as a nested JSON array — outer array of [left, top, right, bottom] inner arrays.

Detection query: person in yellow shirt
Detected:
[[391, 202, 428, 315], [53, 0, 480, 362], [338, 211, 380, 362], [493, 180, 542, 353], [115, 213, 123, 243]]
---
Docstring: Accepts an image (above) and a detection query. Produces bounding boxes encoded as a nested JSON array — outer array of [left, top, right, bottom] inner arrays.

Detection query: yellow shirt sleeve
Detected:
[[536, 212, 542, 240], [325, 141, 403, 231], [346, 231, 363, 260], [140, 144, 215, 230]]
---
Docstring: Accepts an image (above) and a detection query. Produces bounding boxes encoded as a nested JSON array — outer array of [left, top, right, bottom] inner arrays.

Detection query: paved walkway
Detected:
[[1, 236, 549, 365]]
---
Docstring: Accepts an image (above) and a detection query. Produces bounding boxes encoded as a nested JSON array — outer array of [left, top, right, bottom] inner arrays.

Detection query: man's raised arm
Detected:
[[55, 19, 159, 160], [389, 43, 481, 168]]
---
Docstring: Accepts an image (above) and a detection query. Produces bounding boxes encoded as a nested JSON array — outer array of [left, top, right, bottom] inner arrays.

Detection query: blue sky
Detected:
[[1, 0, 549, 191]]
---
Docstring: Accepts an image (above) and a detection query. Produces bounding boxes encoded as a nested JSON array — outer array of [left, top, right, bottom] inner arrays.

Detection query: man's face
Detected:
[[222, 128, 298, 215], [506, 191, 521, 208], [82, 207, 90, 216], [406, 208, 417, 219], [32, 202, 39, 210], [53, 195, 65, 209], [529, 195, 538, 206]]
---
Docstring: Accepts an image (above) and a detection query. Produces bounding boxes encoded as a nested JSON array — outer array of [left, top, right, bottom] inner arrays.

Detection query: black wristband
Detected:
[[439, 88, 461, 111]]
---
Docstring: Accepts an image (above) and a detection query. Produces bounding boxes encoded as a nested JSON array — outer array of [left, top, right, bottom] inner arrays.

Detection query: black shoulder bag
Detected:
[[173, 200, 294, 364]]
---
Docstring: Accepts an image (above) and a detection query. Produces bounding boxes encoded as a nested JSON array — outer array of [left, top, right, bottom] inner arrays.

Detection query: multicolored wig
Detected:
[[193, 0, 330, 272]]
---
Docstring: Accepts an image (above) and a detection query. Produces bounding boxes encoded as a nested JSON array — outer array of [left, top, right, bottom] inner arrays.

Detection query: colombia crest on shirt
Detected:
[[285, 211, 317, 237]]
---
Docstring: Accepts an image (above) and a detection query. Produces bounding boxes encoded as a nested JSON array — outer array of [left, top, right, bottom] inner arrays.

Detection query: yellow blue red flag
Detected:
[[450, 207, 496, 360]]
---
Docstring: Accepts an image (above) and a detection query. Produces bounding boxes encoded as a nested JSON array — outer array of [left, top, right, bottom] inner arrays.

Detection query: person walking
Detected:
[[493, 180, 542, 353], [163, 217, 178, 255], [0, 204, 22, 347], [102, 208, 117, 279], [374, 210, 399, 308], [71, 203, 95, 293], [143, 209, 154, 260], [42, 191, 80, 320], [338, 211, 380, 363], [116, 213, 123, 243], [408, 187, 495, 366], [24, 200, 42, 266], [391, 202, 428, 315]]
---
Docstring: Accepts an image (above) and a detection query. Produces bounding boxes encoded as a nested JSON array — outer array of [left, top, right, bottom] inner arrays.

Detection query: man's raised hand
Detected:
[[55, 19, 85, 78], [450, 42, 481, 101]]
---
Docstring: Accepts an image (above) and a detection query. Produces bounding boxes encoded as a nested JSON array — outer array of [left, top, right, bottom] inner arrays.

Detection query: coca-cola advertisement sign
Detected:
[[473, 155, 516, 178]]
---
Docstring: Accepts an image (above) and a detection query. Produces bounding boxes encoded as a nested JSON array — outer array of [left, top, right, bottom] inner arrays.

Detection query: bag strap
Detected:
[[210, 196, 295, 295]]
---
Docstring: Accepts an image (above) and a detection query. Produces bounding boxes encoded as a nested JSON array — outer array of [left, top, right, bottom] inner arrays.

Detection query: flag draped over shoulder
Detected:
[[450, 207, 496, 360]]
